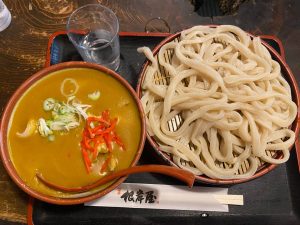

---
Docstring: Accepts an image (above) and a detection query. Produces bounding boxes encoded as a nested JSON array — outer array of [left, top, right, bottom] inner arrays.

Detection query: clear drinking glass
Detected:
[[67, 4, 120, 71]]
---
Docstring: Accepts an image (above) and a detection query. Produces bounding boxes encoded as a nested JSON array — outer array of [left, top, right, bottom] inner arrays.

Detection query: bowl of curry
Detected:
[[0, 61, 146, 205]]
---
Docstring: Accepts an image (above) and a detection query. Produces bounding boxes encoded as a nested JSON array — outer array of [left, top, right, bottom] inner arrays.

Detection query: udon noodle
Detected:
[[138, 25, 297, 179]]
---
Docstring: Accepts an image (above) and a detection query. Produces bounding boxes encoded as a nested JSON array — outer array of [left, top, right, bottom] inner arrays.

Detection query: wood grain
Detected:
[[0, 0, 300, 224], [0, 165, 28, 224]]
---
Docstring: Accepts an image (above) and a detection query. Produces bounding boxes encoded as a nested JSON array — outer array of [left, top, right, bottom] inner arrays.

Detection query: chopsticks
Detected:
[[214, 195, 244, 206]]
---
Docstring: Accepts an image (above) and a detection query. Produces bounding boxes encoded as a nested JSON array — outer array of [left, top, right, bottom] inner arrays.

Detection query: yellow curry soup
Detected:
[[8, 68, 142, 197]]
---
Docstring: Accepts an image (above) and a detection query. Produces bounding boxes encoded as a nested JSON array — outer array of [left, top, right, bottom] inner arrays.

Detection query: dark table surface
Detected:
[[0, 0, 300, 224]]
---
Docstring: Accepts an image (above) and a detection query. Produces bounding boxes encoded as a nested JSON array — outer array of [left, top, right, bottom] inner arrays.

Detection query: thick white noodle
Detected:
[[138, 25, 297, 179], [60, 78, 79, 97]]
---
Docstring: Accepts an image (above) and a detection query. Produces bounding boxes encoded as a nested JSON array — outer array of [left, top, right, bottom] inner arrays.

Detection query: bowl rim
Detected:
[[136, 26, 300, 185], [0, 61, 146, 205]]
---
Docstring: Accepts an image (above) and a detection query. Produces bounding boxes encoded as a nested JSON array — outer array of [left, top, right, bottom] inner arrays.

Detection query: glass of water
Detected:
[[67, 4, 120, 71]]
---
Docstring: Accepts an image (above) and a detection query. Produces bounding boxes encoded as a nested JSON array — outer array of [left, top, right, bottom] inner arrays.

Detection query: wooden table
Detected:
[[0, 0, 299, 224]]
